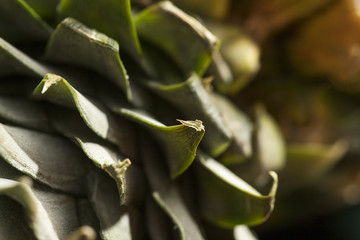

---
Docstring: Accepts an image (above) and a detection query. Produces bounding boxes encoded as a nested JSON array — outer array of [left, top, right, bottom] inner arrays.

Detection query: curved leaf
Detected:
[[88, 170, 132, 240], [57, 0, 141, 58], [207, 23, 260, 94], [281, 140, 348, 191], [0, 178, 59, 240], [114, 108, 204, 178], [145, 196, 175, 240], [141, 134, 205, 240], [76, 138, 130, 200], [0, 159, 87, 240], [32, 74, 135, 153], [255, 104, 286, 171], [34, 187, 82, 240], [0, 0, 52, 43], [211, 92, 254, 164], [45, 18, 131, 100], [147, 73, 232, 157], [196, 152, 278, 227], [0, 123, 88, 194], [77, 137, 146, 206], [135, 1, 219, 76]]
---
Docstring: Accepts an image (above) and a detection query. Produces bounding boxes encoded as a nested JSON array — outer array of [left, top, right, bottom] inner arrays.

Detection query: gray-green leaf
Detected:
[[211, 92, 254, 164], [88, 170, 132, 240], [147, 73, 232, 157], [141, 134, 205, 240], [135, 1, 219, 76], [114, 108, 204, 178], [45, 18, 131, 100], [57, 0, 141, 58], [0, 123, 88, 194], [0, 178, 59, 240], [32, 74, 135, 156]]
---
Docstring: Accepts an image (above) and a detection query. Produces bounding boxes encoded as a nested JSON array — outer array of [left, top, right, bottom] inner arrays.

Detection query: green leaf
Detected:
[[0, 123, 88, 194], [255, 104, 286, 171], [45, 18, 131, 100], [141, 134, 205, 240], [0, 37, 49, 78], [32, 74, 135, 152], [196, 152, 278, 227], [57, 0, 141, 58], [114, 108, 204, 178], [0, 0, 52, 43], [281, 140, 349, 191], [0, 159, 88, 240], [78, 138, 146, 206], [88, 170, 132, 240], [76, 138, 130, 201], [211, 92, 254, 165], [207, 23, 260, 95], [147, 73, 232, 157], [207, 51, 233, 91], [0, 95, 53, 133], [135, 1, 219, 76], [0, 178, 59, 240], [34, 187, 83, 240]]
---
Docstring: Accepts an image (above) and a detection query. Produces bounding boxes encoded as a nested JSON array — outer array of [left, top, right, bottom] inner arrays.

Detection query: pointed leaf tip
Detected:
[[41, 74, 62, 94], [176, 119, 205, 132]]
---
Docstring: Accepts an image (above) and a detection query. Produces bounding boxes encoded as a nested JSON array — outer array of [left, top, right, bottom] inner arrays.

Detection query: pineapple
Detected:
[[0, 0, 278, 239], [1, 0, 359, 239]]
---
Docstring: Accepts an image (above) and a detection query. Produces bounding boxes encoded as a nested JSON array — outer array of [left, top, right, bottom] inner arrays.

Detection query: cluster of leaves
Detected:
[[3, 0, 360, 239], [0, 0, 283, 239]]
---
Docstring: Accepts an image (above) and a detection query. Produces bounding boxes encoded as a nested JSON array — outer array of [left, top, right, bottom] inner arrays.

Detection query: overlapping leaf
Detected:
[[196, 152, 278, 227], [135, 1, 219, 76], [0, 123, 88, 194], [211, 92, 254, 164], [88, 170, 133, 240], [141, 134, 205, 240], [114, 108, 204, 178], [207, 22, 260, 94], [0, 178, 59, 240], [45, 18, 131, 100], [57, 0, 141, 58], [147, 73, 232, 157], [32, 74, 136, 156]]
